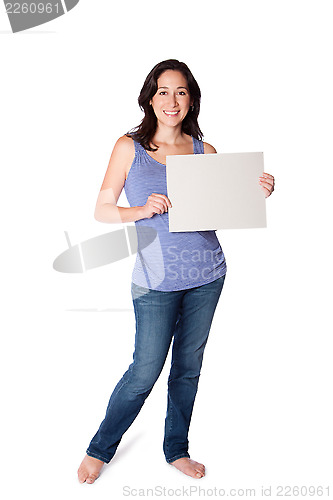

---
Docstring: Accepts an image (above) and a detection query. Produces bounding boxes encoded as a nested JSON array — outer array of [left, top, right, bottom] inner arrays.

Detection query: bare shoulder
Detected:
[[100, 135, 135, 191], [203, 142, 217, 154], [113, 134, 135, 158], [109, 135, 135, 177]]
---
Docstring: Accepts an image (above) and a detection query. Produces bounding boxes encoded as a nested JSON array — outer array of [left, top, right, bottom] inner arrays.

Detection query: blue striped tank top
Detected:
[[124, 135, 227, 291]]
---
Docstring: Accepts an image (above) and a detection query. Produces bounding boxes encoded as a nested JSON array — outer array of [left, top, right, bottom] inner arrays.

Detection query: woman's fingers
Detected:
[[149, 193, 172, 213], [259, 173, 275, 197], [151, 193, 172, 208], [151, 201, 166, 214], [260, 183, 272, 197], [150, 199, 167, 214], [143, 194, 172, 216]]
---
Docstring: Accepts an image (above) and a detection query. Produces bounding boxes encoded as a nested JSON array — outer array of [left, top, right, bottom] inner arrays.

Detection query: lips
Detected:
[[163, 110, 180, 116]]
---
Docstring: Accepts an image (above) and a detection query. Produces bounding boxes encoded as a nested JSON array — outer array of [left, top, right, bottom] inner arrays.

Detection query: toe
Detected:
[[86, 474, 98, 484], [77, 469, 88, 484], [195, 464, 205, 477]]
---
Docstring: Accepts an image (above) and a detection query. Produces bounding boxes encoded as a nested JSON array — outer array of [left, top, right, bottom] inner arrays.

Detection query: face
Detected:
[[150, 70, 193, 128]]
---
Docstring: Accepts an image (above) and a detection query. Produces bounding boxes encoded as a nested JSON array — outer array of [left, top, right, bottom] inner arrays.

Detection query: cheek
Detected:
[[183, 97, 191, 107], [150, 98, 159, 111], [152, 94, 165, 103], [153, 99, 171, 115]]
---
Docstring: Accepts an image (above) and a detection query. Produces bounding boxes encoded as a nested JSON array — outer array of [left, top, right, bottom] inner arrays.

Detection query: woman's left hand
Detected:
[[259, 172, 275, 198]]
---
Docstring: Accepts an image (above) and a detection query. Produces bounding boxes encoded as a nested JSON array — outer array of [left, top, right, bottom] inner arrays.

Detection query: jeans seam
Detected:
[[86, 449, 110, 464], [166, 452, 190, 464], [105, 366, 132, 415]]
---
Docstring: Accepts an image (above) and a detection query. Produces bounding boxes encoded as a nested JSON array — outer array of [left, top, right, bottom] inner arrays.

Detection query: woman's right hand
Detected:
[[140, 193, 172, 219]]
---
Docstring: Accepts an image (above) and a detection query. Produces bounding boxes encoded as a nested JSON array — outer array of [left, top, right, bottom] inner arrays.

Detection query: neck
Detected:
[[152, 123, 186, 146]]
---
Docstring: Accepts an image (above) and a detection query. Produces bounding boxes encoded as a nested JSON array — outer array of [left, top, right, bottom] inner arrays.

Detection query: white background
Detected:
[[1, 1, 332, 498]]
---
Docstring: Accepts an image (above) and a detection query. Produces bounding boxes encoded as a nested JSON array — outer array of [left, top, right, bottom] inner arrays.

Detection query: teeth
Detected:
[[164, 111, 179, 115]]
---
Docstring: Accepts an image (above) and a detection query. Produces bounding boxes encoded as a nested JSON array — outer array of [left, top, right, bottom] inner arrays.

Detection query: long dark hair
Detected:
[[126, 59, 203, 151]]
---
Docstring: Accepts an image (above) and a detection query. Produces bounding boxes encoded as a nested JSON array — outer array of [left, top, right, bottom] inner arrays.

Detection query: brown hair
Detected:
[[126, 59, 203, 151]]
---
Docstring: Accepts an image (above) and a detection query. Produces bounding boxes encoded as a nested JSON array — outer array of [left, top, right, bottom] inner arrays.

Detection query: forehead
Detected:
[[157, 70, 188, 87]]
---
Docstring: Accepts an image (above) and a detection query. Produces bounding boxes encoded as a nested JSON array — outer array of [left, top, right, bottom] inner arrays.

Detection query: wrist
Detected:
[[136, 206, 145, 221]]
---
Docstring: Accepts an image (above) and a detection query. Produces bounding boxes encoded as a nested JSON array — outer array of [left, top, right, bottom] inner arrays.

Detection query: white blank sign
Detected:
[[166, 152, 267, 231]]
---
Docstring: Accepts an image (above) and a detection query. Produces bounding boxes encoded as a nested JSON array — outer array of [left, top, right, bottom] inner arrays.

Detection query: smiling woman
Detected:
[[127, 59, 203, 152], [78, 58, 275, 486], [149, 71, 192, 126]]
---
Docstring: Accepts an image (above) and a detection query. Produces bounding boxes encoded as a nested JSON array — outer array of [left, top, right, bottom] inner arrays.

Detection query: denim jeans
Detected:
[[86, 274, 226, 464]]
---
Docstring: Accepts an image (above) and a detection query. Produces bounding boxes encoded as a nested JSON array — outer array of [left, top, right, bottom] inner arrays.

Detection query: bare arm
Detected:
[[94, 136, 171, 223], [94, 135, 144, 223]]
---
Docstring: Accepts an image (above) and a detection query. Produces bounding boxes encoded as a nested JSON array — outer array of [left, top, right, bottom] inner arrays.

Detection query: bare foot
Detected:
[[77, 455, 104, 484], [170, 457, 205, 478]]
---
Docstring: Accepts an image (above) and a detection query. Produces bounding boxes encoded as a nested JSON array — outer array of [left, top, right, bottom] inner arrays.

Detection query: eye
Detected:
[[178, 91, 186, 95], [159, 91, 167, 95]]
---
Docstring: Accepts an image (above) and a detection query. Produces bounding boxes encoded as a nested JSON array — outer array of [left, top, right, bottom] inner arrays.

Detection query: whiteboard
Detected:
[[166, 152, 267, 231]]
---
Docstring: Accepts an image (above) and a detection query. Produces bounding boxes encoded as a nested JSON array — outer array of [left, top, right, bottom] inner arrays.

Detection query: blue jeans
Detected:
[[86, 274, 226, 464]]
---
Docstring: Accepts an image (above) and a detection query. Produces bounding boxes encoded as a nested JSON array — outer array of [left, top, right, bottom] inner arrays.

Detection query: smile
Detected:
[[163, 111, 180, 116]]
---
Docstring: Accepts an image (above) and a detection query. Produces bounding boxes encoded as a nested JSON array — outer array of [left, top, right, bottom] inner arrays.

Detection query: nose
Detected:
[[168, 93, 178, 107]]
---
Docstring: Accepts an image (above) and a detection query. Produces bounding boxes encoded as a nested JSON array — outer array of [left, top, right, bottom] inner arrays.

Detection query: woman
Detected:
[[78, 59, 275, 483]]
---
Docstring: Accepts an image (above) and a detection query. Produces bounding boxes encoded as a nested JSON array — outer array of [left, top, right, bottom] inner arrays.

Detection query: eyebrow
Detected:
[[157, 86, 189, 90]]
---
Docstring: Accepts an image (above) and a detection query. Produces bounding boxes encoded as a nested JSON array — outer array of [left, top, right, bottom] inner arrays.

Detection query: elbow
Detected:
[[94, 202, 119, 224], [94, 205, 103, 222], [94, 213, 106, 223]]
